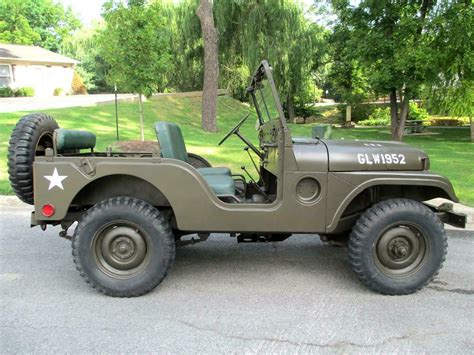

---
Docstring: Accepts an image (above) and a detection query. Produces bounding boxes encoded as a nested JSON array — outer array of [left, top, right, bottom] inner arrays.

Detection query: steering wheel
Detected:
[[218, 113, 251, 146]]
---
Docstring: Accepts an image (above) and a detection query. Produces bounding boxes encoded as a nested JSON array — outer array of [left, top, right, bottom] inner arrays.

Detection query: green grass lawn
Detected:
[[1, 95, 472, 205]]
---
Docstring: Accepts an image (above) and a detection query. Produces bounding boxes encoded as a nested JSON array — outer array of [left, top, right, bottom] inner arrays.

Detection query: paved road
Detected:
[[0, 94, 137, 113], [1, 204, 473, 353]]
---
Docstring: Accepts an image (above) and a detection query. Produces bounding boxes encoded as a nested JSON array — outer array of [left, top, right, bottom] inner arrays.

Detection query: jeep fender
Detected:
[[326, 171, 457, 233]]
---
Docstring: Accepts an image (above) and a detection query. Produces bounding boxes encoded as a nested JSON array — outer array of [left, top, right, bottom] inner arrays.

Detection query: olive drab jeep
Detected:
[[7, 60, 467, 297]]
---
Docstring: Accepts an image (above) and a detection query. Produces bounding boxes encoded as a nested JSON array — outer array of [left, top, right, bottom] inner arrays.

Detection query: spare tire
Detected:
[[8, 113, 59, 205]]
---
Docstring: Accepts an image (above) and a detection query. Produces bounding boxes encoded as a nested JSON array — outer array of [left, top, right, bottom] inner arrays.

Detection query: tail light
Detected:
[[41, 204, 55, 217]]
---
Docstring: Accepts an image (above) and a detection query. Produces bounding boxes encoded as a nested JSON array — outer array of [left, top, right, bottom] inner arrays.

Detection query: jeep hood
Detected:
[[322, 139, 429, 172]]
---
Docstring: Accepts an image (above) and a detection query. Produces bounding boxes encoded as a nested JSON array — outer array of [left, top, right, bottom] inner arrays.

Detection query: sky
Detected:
[[58, 0, 317, 27], [59, 0, 104, 27]]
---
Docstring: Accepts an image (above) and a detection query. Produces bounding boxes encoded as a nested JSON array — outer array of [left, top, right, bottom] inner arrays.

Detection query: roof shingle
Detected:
[[0, 43, 78, 65]]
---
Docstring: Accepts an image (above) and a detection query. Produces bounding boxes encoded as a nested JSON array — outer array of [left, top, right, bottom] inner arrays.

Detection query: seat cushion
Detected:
[[55, 129, 96, 151], [155, 122, 189, 162], [198, 167, 231, 176], [202, 174, 235, 196]]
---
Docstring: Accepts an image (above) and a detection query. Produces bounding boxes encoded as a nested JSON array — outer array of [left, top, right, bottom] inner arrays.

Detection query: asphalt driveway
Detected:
[[1, 203, 473, 353]]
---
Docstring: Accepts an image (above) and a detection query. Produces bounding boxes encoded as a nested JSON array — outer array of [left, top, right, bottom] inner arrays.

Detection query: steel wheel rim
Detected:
[[93, 221, 150, 279], [374, 223, 429, 277], [35, 132, 53, 156]]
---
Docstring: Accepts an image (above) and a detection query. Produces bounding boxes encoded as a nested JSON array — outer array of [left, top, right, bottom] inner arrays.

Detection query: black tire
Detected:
[[8, 113, 59, 204], [72, 197, 175, 297], [348, 198, 447, 295], [187, 153, 212, 168]]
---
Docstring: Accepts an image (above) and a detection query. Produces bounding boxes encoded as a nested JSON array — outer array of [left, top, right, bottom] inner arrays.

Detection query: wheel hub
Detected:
[[388, 238, 410, 259], [375, 225, 427, 276], [94, 224, 148, 275], [112, 236, 136, 260]]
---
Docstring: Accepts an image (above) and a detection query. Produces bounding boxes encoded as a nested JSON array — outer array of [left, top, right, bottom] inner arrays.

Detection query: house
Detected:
[[0, 43, 79, 97]]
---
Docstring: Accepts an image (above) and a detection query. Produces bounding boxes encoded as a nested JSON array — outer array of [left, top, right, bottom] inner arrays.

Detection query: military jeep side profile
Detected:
[[8, 61, 466, 297]]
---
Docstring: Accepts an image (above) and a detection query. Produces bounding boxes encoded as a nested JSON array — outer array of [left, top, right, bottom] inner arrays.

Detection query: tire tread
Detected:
[[7, 113, 58, 204], [348, 198, 447, 295], [71, 197, 175, 297]]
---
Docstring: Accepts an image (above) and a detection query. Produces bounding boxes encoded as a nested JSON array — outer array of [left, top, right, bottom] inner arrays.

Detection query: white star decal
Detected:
[[44, 168, 67, 191]]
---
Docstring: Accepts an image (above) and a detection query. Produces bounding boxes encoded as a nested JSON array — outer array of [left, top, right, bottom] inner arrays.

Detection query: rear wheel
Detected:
[[72, 197, 175, 297], [348, 199, 447, 295]]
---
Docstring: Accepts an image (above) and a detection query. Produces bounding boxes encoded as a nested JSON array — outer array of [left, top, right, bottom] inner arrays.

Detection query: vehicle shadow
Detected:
[[165, 234, 367, 293]]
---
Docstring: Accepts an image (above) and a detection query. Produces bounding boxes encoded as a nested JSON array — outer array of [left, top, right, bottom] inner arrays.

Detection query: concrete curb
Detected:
[[0, 195, 472, 232], [0, 195, 29, 208]]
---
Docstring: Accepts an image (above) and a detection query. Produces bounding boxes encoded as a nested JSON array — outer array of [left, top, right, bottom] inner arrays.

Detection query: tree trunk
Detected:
[[393, 94, 410, 142], [287, 95, 295, 123], [470, 116, 473, 143], [389, 88, 399, 140], [138, 93, 144, 141], [197, 0, 218, 133]]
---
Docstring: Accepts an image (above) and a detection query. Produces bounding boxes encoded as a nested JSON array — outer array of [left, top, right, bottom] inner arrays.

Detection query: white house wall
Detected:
[[10, 63, 75, 97]]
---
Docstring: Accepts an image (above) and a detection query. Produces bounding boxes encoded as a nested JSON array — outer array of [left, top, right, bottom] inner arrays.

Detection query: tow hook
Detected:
[[59, 229, 72, 241]]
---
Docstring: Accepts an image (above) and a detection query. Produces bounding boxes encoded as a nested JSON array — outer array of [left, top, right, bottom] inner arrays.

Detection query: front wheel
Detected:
[[348, 199, 447, 295], [72, 197, 175, 297]]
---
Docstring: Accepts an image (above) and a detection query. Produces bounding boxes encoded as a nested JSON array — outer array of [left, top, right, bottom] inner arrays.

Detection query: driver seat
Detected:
[[155, 121, 235, 196]]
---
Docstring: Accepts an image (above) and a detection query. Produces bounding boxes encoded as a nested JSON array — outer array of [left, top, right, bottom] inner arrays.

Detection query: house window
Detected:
[[0, 64, 12, 87]]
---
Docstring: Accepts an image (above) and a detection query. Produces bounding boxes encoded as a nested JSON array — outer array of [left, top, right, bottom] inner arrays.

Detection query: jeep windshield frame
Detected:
[[248, 60, 287, 129]]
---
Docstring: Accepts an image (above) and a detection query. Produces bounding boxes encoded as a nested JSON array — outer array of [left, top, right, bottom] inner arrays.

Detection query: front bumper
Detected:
[[424, 201, 467, 229]]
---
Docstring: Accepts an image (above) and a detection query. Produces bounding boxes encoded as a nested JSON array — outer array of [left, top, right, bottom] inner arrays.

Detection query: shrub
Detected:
[[359, 107, 391, 126], [430, 118, 463, 126], [292, 103, 322, 119], [408, 101, 429, 121], [337, 103, 390, 123], [14, 87, 35, 97], [53, 88, 64, 96], [345, 101, 430, 126], [0, 87, 14, 97], [71, 71, 87, 95]]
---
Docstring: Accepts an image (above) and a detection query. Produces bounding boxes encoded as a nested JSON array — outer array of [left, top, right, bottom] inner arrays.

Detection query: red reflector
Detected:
[[42, 204, 55, 217]]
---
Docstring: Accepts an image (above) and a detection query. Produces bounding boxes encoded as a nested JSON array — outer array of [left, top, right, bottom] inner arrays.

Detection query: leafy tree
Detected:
[[167, 1, 327, 120], [99, 0, 173, 141], [0, 2, 40, 45], [214, 0, 327, 120], [327, 22, 370, 123], [165, 0, 204, 92], [424, 1, 473, 142], [330, 0, 473, 141], [0, 0, 80, 52], [62, 21, 111, 93]]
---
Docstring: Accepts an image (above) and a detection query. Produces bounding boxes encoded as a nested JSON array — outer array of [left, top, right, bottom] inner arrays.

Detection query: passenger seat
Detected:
[[155, 121, 235, 197]]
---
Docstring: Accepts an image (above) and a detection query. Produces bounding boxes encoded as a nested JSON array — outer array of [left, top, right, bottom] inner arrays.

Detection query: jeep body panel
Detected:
[[33, 156, 330, 233], [323, 140, 429, 171], [33, 154, 456, 234], [325, 171, 458, 232]]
